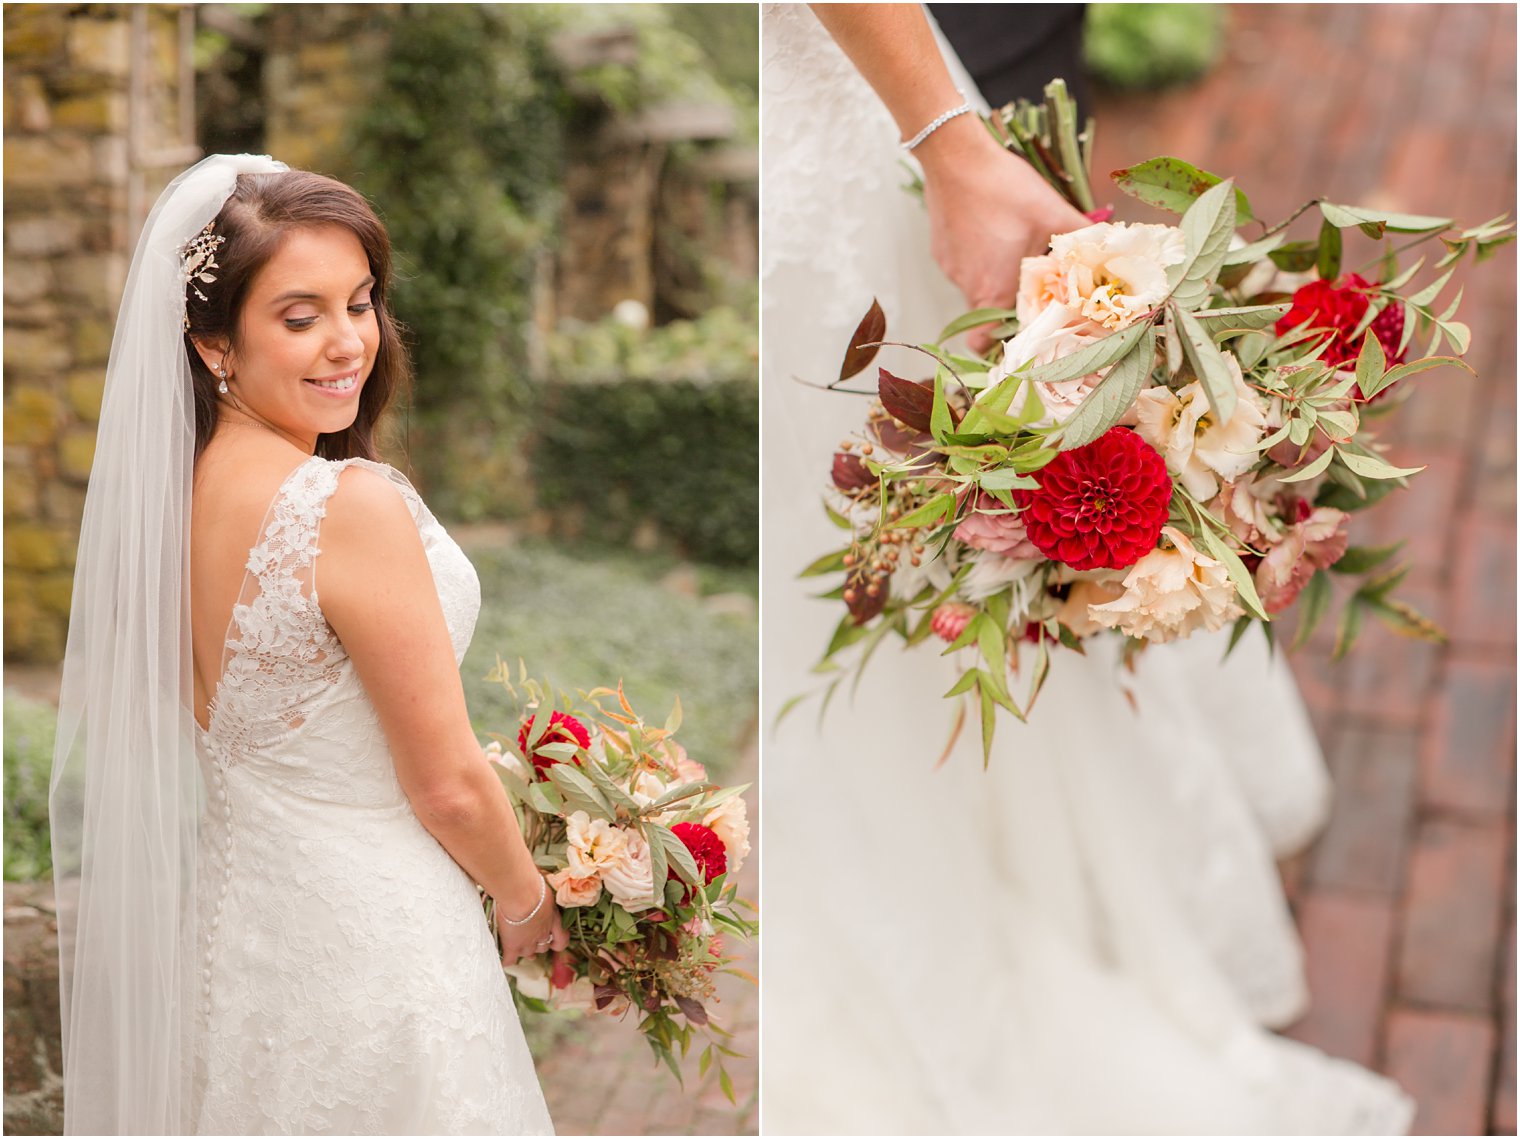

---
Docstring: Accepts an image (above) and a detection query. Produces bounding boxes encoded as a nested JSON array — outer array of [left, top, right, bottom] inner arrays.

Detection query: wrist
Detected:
[[913, 112, 1001, 177], [496, 870, 547, 922]]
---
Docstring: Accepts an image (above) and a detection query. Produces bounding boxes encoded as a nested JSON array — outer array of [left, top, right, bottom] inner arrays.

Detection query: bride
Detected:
[[761, 6, 1412, 1133], [50, 155, 559, 1133]]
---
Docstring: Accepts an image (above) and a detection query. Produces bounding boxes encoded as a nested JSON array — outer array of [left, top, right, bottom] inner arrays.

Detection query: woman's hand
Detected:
[[496, 880, 570, 966], [917, 115, 1093, 352]]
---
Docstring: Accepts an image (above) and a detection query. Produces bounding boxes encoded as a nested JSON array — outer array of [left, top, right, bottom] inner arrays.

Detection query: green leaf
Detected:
[[1162, 305, 1183, 376], [977, 617, 1007, 684], [719, 1065, 736, 1105], [1268, 240, 1320, 272], [799, 548, 849, 578], [1173, 305, 1238, 423], [965, 321, 1149, 432], [1362, 595, 1447, 643], [1291, 570, 1332, 650], [976, 468, 1038, 491], [1193, 523, 1269, 622], [943, 668, 980, 698], [1052, 327, 1157, 450], [1332, 596, 1365, 661], [1169, 178, 1239, 310], [1331, 543, 1403, 575], [1319, 202, 1452, 235], [646, 822, 701, 886], [979, 683, 996, 768], [1225, 613, 1254, 658], [1187, 303, 1291, 339], [930, 373, 955, 442], [1316, 215, 1343, 280], [1353, 329, 1386, 400], [888, 492, 956, 531], [1277, 444, 1336, 484], [1111, 156, 1255, 221], [1220, 231, 1286, 266], [937, 307, 1018, 344], [1336, 448, 1425, 480], [1407, 266, 1457, 309], [546, 763, 617, 820]]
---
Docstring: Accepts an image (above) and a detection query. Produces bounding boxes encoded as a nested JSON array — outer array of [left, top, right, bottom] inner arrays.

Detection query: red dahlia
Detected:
[[669, 822, 727, 890], [1275, 273, 1407, 375], [517, 711, 590, 780], [1013, 427, 1171, 571]]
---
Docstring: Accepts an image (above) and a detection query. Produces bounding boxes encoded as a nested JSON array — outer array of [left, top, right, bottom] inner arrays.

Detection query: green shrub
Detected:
[[347, 5, 570, 520], [5, 691, 56, 881], [460, 539, 757, 779], [532, 306, 758, 565], [1084, 4, 1225, 91]]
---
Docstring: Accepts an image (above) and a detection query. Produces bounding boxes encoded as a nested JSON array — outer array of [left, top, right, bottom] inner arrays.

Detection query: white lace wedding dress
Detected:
[[760, 6, 1413, 1133], [191, 455, 553, 1135]]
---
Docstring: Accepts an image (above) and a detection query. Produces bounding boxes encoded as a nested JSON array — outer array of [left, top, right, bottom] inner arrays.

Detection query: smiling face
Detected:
[[195, 224, 380, 451]]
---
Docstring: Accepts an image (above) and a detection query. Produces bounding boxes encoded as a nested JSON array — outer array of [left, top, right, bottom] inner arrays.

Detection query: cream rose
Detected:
[[1045, 221, 1187, 330], [483, 739, 532, 782], [564, 811, 627, 877], [546, 867, 602, 908], [702, 796, 751, 878], [1055, 577, 1128, 637], [1088, 527, 1242, 642], [601, 828, 658, 912], [1133, 353, 1266, 499]]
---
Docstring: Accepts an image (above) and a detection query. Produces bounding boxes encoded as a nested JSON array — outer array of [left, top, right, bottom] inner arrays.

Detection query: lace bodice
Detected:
[[190, 454, 550, 1135]]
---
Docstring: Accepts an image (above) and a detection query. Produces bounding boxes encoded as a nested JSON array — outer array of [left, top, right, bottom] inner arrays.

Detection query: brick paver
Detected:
[[1089, 6, 1515, 1133]]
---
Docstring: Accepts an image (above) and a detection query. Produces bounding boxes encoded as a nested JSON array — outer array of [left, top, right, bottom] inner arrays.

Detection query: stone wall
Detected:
[[3, 882, 62, 1136], [3, 4, 187, 663], [260, 4, 393, 181]]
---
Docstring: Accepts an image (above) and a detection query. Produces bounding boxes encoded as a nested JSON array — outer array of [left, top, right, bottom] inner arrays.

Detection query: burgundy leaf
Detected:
[[831, 452, 874, 491], [845, 566, 888, 625], [673, 996, 709, 1025], [594, 984, 621, 1011], [878, 369, 935, 433], [839, 298, 887, 382]]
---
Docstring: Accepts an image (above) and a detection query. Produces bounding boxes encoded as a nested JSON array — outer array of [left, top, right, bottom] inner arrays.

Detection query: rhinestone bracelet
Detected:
[[496, 876, 547, 927], [902, 93, 974, 152]]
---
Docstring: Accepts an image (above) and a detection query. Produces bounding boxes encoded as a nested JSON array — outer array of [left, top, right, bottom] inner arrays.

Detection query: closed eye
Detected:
[[284, 303, 375, 331]]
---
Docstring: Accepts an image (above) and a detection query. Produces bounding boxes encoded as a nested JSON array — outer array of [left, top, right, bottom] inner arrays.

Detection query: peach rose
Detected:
[[1055, 577, 1128, 637], [702, 796, 751, 878], [546, 867, 602, 908], [565, 811, 627, 877], [1088, 527, 1242, 642], [601, 828, 658, 912]]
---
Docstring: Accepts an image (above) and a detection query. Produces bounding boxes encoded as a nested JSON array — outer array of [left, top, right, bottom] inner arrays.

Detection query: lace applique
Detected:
[[192, 455, 545, 1134]]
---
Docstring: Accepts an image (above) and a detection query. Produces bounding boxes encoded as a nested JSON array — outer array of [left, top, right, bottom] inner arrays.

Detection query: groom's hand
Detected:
[[917, 115, 1092, 353]]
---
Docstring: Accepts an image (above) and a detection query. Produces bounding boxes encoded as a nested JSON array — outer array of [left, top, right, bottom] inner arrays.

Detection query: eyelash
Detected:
[[284, 303, 375, 331]]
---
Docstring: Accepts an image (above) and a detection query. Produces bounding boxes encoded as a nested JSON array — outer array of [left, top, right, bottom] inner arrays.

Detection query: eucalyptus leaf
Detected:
[[1291, 571, 1331, 650], [1277, 444, 1335, 484], [1174, 305, 1238, 423], [1336, 448, 1425, 480], [1053, 328, 1157, 450], [1187, 303, 1291, 339], [1169, 178, 1239, 311], [937, 307, 1018, 344], [1194, 523, 1269, 622]]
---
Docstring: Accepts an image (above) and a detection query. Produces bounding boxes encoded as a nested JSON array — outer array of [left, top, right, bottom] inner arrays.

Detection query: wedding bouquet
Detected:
[[481, 662, 756, 1093], [806, 81, 1512, 761]]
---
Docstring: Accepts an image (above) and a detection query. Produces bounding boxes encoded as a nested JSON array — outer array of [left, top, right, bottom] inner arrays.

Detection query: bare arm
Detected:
[[318, 467, 567, 963], [811, 4, 1090, 349]]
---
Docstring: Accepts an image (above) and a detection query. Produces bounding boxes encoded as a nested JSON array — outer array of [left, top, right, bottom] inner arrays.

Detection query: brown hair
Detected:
[[183, 170, 410, 461]]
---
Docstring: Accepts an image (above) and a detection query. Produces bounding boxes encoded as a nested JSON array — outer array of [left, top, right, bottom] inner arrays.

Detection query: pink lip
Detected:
[[306, 367, 363, 383], [303, 367, 363, 398]]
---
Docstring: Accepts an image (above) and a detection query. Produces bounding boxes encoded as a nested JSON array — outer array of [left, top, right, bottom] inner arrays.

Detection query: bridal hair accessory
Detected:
[[179, 220, 226, 330], [902, 91, 973, 151], [495, 875, 548, 927], [51, 152, 287, 1134]]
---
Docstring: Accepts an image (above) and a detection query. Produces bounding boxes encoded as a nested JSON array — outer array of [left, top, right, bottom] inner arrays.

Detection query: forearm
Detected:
[[810, 4, 1003, 173], [406, 747, 545, 917]]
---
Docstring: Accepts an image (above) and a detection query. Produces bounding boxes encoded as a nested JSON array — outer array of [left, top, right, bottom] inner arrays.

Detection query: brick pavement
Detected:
[[533, 728, 758, 1136], [1090, 7, 1515, 1134]]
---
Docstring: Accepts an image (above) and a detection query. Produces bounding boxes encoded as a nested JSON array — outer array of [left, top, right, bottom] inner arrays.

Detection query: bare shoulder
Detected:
[[192, 435, 314, 542], [321, 462, 420, 552]]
